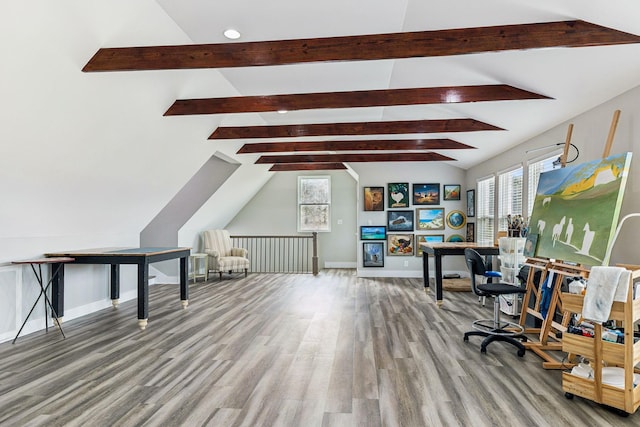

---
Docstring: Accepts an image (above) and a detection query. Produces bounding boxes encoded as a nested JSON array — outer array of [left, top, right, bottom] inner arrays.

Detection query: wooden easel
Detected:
[[519, 110, 621, 369]]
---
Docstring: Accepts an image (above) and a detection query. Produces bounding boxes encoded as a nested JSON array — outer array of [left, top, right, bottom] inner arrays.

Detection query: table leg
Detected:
[[435, 254, 444, 308], [137, 261, 149, 330], [180, 256, 189, 309], [110, 264, 120, 308], [422, 252, 430, 293], [51, 262, 65, 319]]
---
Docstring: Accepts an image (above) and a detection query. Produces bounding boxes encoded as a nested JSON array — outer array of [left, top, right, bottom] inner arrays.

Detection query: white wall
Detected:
[[224, 170, 358, 269], [466, 84, 640, 266]]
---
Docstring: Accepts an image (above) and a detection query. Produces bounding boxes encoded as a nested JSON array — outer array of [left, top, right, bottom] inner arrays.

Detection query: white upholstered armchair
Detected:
[[203, 230, 250, 280]]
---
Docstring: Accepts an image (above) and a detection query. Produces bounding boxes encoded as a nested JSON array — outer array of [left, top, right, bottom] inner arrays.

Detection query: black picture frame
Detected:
[[363, 242, 384, 267], [387, 210, 414, 231], [466, 189, 475, 217], [360, 225, 387, 240], [466, 222, 475, 242], [388, 183, 409, 208], [363, 186, 384, 211], [412, 183, 440, 205], [443, 184, 461, 201]]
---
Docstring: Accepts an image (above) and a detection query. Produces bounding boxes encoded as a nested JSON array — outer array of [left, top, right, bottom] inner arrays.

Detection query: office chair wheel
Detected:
[[480, 345, 487, 354], [463, 335, 469, 342], [564, 392, 574, 400], [517, 348, 525, 357]]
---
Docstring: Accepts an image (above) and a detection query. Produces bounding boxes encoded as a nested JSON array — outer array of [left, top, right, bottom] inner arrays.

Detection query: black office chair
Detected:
[[463, 248, 527, 357]]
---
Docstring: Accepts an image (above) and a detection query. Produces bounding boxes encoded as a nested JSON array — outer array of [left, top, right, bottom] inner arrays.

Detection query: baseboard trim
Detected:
[[325, 262, 358, 269]]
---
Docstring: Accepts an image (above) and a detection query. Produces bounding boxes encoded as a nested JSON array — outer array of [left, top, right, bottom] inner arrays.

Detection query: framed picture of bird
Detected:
[[388, 183, 409, 208]]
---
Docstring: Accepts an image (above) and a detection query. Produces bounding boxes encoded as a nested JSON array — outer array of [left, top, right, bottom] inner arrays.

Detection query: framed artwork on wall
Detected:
[[415, 234, 445, 256], [363, 242, 384, 267], [447, 234, 465, 242], [388, 234, 414, 256], [387, 210, 414, 231], [446, 210, 466, 229], [466, 222, 475, 242], [416, 208, 445, 231], [360, 225, 386, 240], [388, 183, 409, 208], [443, 184, 461, 201], [363, 186, 384, 211], [466, 189, 475, 217], [413, 183, 440, 205]]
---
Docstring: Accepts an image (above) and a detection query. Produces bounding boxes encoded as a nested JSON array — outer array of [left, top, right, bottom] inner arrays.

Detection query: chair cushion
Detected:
[[478, 282, 526, 295], [217, 256, 250, 271]]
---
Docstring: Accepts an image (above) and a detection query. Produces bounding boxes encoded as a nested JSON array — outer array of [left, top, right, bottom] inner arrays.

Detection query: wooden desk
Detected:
[[420, 242, 499, 307], [45, 247, 190, 330], [11, 257, 75, 343]]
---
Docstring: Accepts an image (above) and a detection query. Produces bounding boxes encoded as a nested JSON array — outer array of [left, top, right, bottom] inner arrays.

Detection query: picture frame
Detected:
[[466, 189, 475, 217], [416, 207, 445, 231], [360, 225, 386, 240], [443, 184, 461, 201], [363, 242, 384, 267], [363, 186, 384, 211], [466, 222, 475, 242], [523, 233, 539, 258], [388, 183, 409, 208], [387, 233, 414, 256], [447, 234, 465, 242], [412, 183, 440, 205], [446, 210, 466, 229], [415, 234, 445, 256], [387, 210, 414, 232]]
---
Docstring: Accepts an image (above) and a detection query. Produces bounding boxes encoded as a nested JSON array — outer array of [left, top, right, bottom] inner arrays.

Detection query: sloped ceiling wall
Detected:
[[0, 1, 266, 262]]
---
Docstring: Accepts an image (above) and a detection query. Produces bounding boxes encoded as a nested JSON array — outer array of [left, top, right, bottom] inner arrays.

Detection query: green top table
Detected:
[[45, 247, 191, 330], [420, 242, 499, 307]]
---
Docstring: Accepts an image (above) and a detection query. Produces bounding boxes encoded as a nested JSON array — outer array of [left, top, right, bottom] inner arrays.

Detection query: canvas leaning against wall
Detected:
[[527, 152, 632, 266]]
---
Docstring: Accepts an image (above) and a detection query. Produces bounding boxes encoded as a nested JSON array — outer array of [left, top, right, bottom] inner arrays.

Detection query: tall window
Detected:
[[298, 176, 331, 232], [527, 154, 559, 218], [476, 176, 495, 245], [498, 166, 523, 231]]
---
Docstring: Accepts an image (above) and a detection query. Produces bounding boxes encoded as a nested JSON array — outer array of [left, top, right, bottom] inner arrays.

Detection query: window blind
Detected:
[[498, 167, 523, 231], [527, 155, 558, 218], [476, 176, 495, 245]]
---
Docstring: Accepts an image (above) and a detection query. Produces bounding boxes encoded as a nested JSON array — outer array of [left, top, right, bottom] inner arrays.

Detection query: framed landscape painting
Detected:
[[360, 225, 386, 240], [388, 183, 409, 208], [363, 186, 384, 211], [387, 210, 414, 231], [443, 184, 461, 201], [413, 183, 440, 205], [415, 234, 445, 256], [416, 208, 445, 230]]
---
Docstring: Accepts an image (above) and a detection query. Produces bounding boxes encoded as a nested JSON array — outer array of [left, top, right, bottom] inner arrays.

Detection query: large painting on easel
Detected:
[[528, 152, 632, 266]]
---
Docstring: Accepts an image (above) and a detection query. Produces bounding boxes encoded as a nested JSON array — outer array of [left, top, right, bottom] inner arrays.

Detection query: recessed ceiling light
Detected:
[[223, 29, 241, 40]]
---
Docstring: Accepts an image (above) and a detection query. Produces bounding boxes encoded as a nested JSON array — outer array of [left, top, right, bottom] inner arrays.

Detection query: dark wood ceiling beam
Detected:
[[211, 118, 502, 139], [165, 85, 550, 115], [269, 163, 347, 171], [237, 139, 475, 154], [83, 21, 640, 72], [256, 152, 455, 164]]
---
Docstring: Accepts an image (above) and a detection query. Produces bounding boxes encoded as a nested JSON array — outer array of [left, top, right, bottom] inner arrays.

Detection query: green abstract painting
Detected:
[[528, 152, 632, 266]]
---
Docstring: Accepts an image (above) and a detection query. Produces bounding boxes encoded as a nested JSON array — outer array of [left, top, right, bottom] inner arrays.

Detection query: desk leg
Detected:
[[137, 261, 149, 330], [422, 252, 430, 293], [110, 264, 120, 308], [180, 256, 189, 309], [435, 255, 444, 308], [51, 262, 65, 319]]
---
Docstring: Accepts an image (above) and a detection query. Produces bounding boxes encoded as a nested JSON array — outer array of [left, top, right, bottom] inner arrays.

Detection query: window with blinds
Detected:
[[476, 176, 495, 245], [527, 154, 559, 218], [498, 166, 523, 231]]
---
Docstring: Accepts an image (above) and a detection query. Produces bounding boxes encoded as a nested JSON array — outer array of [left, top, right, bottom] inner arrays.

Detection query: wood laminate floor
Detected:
[[0, 270, 637, 426]]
